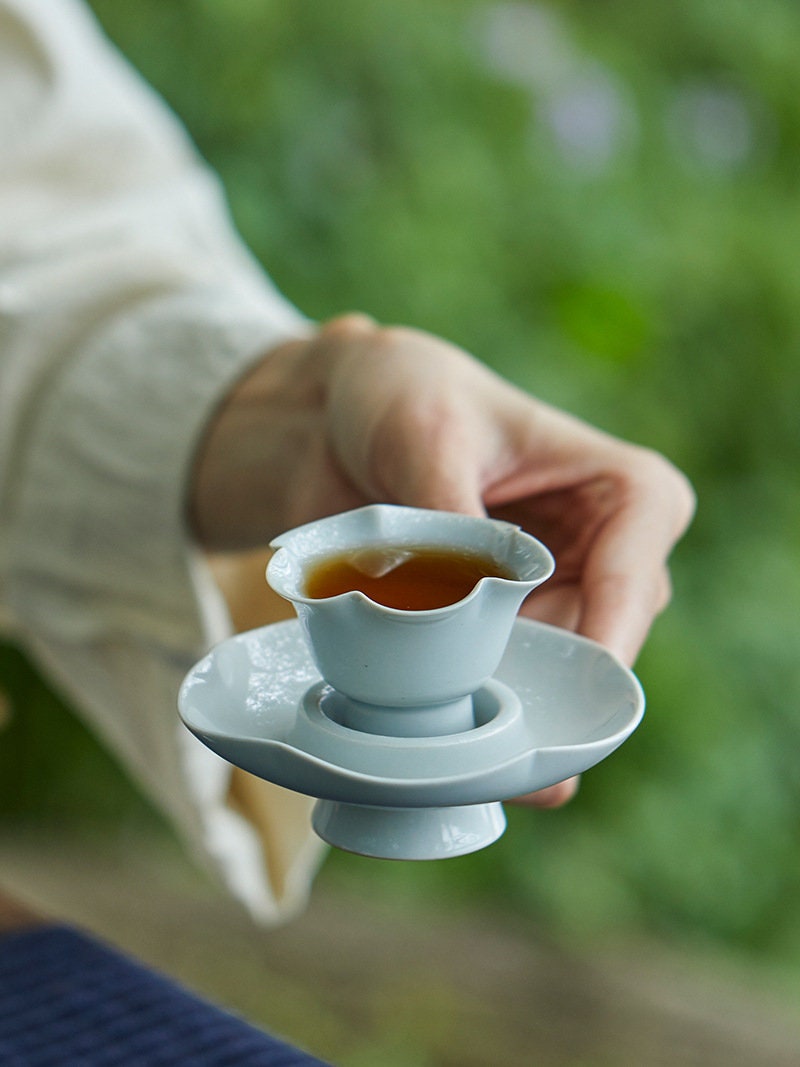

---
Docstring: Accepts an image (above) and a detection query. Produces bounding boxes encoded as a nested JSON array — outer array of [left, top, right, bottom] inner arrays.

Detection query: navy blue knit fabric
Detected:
[[0, 925, 332, 1066]]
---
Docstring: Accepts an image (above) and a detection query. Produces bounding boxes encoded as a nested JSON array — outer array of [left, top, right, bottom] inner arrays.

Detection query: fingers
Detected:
[[511, 776, 581, 808], [322, 318, 520, 517], [319, 312, 376, 338], [320, 316, 695, 668], [520, 583, 582, 632], [369, 399, 489, 516], [577, 451, 695, 664]]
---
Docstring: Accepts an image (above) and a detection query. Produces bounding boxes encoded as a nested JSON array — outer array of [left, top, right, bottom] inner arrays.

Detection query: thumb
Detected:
[[370, 401, 488, 517]]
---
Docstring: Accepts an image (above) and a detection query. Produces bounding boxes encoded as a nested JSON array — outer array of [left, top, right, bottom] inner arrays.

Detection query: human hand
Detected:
[[191, 314, 695, 806]]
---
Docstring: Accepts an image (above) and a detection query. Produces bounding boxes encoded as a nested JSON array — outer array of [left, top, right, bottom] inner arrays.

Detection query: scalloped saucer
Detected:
[[179, 618, 644, 859]]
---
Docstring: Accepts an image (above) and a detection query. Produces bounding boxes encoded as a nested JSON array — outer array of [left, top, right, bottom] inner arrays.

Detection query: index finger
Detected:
[[577, 456, 695, 665]]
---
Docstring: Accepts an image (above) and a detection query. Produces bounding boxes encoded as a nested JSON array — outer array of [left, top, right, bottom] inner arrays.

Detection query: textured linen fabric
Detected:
[[0, 0, 326, 920], [0, 925, 332, 1066]]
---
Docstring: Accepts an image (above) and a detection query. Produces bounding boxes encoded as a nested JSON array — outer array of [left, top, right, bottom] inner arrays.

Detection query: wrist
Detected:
[[188, 314, 386, 550], [189, 335, 323, 549]]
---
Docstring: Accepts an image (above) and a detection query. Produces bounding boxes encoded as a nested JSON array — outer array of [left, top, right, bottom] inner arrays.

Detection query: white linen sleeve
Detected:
[[0, 0, 326, 921]]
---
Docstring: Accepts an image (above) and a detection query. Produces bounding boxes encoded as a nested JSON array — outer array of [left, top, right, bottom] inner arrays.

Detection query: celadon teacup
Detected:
[[267, 505, 554, 721]]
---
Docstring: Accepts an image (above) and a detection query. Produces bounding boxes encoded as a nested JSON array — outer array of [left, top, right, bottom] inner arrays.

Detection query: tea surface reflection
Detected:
[[304, 545, 514, 611]]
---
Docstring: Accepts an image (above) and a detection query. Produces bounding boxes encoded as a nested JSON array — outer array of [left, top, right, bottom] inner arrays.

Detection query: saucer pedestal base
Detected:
[[311, 799, 506, 860]]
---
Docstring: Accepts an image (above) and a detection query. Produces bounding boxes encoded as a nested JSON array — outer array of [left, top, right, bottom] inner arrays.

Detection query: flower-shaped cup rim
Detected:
[[267, 503, 555, 617]]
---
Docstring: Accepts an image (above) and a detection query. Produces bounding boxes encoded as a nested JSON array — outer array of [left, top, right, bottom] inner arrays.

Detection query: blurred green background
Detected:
[[2, 0, 799, 1029]]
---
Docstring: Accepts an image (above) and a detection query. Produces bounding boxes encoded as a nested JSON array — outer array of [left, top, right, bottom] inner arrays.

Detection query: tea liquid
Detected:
[[304, 545, 513, 611]]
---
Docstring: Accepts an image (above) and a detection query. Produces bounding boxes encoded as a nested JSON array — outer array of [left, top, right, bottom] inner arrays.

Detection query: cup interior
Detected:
[[268, 505, 554, 608]]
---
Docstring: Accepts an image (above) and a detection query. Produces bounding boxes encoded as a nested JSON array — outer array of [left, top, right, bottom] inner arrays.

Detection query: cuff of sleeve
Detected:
[[5, 292, 322, 920], [7, 293, 311, 649]]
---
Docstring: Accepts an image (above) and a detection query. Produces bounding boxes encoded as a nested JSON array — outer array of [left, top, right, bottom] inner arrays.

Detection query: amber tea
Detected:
[[304, 545, 514, 611]]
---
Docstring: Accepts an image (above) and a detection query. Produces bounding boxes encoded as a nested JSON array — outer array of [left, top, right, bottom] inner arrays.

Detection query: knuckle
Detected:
[[321, 312, 377, 338], [626, 446, 697, 530], [378, 324, 412, 346], [656, 568, 673, 613]]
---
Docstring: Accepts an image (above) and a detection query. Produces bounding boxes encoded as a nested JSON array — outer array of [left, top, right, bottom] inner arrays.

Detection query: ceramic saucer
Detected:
[[179, 617, 644, 812]]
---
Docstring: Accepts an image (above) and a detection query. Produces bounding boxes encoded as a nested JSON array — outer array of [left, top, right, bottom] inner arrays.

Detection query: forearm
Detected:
[[0, 0, 319, 920], [0, 0, 309, 640]]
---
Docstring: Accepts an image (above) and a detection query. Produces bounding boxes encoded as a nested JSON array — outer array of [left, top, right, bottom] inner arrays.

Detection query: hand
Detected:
[[191, 315, 695, 806]]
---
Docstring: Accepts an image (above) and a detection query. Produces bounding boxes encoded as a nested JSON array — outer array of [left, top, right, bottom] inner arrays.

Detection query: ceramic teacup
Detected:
[[267, 505, 554, 712]]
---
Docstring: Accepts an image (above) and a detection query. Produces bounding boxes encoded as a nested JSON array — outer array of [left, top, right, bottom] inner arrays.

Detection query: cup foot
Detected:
[[311, 799, 506, 859]]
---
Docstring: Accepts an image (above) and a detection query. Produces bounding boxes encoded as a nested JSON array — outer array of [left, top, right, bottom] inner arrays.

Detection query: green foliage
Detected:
[[0, 642, 164, 834], [4, 0, 797, 963]]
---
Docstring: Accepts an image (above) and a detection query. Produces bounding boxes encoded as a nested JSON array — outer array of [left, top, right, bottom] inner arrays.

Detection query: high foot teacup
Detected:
[[179, 505, 643, 859], [267, 504, 555, 735]]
